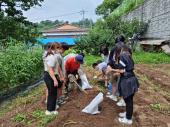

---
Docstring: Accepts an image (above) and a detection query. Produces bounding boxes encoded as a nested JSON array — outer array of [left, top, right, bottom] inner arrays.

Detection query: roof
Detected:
[[37, 38, 79, 45], [139, 40, 166, 45], [43, 24, 88, 33]]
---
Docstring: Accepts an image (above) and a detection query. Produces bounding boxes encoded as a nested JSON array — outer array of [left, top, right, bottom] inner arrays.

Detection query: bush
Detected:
[[75, 18, 147, 55], [0, 44, 43, 92]]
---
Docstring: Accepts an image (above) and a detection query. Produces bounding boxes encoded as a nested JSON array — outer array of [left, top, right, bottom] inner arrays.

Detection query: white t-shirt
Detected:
[[96, 62, 107, 71], [45, 54, 60, 75]]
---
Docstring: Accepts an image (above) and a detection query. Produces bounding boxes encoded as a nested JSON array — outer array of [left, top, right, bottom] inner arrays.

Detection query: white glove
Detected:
[[93, 76, 97, 79]]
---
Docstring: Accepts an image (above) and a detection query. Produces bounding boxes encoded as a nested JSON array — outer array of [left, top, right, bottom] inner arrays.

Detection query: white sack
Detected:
[[82, 92, 103, 115]]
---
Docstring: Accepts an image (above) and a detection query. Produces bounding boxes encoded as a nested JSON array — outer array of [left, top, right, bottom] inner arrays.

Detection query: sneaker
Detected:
[[118, 117, 132, 125], [107, 95, 118, 101], [106, 92, 111, 95], [119, 112, 126, 118], [55, 104, 60, 110], [44, 99, 47, 104], [117, 99, 126, 107], [45, 110, 58, 115], [52, 111, 58, 115], [45, 110, 52, 115]]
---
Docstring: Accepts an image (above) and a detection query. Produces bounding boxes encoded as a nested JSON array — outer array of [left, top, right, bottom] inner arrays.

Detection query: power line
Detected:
[[32, 10, 88, 21]]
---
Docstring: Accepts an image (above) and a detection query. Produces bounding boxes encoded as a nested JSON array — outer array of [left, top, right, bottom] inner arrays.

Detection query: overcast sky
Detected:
[[23, 0, 103, 23]]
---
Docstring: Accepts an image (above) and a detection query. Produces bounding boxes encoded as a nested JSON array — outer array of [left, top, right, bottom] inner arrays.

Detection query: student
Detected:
[[114, 45, 139, 125], [56, 43, 69, 104], [64, 55, 84, 93], [42, 43, 53, 104], [99, 45, 109, 63], [92, 61, 108, 87], [44, 43, 63, 115], [106, 36, 124, 102], [107, 35, 130, 105]]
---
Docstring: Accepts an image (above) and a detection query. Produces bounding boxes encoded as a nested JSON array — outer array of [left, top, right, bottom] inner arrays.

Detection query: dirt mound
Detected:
[[47, 89, 137, 127]]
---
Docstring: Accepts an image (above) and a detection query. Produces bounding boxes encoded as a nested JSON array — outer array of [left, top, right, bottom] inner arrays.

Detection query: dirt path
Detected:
[[0, 64, 170, 127]]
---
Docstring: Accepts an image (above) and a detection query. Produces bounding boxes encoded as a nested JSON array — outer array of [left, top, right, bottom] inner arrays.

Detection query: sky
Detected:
[[23, 0, 103, 23]]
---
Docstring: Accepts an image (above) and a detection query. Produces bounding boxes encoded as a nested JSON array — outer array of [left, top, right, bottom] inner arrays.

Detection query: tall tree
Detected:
[[0, 0, 44, 47]]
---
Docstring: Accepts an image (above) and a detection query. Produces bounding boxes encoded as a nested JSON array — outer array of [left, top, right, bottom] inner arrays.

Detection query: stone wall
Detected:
[[122, 0, 170, 39]]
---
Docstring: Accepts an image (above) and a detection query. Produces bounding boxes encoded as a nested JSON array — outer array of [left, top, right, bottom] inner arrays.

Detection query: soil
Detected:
[[0, 64, 170, 127]]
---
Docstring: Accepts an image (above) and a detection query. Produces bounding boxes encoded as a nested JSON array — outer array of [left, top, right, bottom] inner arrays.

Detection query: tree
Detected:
[[75, 18, 147, 55], [96, 0, 123, 17], [72, 18, 94, 28], [75, 19, 114, 54], [0, 0, 44, 47]]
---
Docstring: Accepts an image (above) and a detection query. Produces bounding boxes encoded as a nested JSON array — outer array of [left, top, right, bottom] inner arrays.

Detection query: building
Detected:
[[38, 23, 88, 45]]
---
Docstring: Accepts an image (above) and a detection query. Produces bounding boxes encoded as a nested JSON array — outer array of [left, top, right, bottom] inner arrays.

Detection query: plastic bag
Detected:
[[78, 69, 92, 90], [82, 92, 103, 114]]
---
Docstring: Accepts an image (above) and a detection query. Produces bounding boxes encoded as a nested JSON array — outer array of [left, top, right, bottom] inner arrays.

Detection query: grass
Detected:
[[31, 109, 57, 126], [110, 0, 144, 17], [84, 55, 102, 66], [150, 103, 170, 114], [11, 109, 57, 127], [133, 52, 170, 64], [0, 84, 44, 117], [0, 83, 57, 127], [84, 52, 170, 65]]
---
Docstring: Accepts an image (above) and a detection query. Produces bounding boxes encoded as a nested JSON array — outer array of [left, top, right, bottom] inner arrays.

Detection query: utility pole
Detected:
[[80, 9, 85, 28]]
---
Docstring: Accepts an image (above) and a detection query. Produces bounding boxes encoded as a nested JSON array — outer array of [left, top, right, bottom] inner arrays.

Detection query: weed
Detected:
[[12, 114, 27, 123], [31, 109, 57, 126], [150, 103, 170, 114]]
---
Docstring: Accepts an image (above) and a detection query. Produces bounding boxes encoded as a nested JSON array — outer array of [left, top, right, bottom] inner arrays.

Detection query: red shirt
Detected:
[[65, 57, 80, 73]]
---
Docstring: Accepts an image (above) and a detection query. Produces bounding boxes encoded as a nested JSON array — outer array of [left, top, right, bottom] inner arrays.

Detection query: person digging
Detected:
[[64, 55, 84, 95]]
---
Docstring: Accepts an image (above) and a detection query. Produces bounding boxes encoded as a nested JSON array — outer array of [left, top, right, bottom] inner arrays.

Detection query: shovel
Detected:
[[68, 74, 88, 94]]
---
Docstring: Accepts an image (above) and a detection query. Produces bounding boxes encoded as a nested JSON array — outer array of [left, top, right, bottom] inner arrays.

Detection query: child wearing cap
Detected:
[[64, 55, 84, 93]]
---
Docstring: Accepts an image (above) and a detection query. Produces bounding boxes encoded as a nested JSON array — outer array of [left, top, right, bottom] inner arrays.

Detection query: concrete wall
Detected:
[[122, 0, 170, 39]]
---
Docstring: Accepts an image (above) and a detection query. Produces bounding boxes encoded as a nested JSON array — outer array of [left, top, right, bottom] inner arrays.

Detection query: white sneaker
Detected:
[[106, 92, 111, 97], [52, 111, 58, 115], [56, 104, 60, 110], [117, 99, 126, 107], [106, 92, 111, 95], [118, 117, 132, 125], [108, 95, 118, 101], [45, 110, 53, 115], [45, 110, 58, 115], [44, 99, 47, 104], [119, 112, 126, 118]]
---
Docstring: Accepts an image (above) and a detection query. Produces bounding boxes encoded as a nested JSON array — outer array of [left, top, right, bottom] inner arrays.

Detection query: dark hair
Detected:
[[96, 60, 102, 64], [100, 45, 109, 56], [61, 44, 69, 50], [114, 45, 122, 62], [121, 45, 132, 56], [115, 35, 125, 44], [46, 43, 61, 57], [92, 63, 98, 69], [79, 53, 85, 58]]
